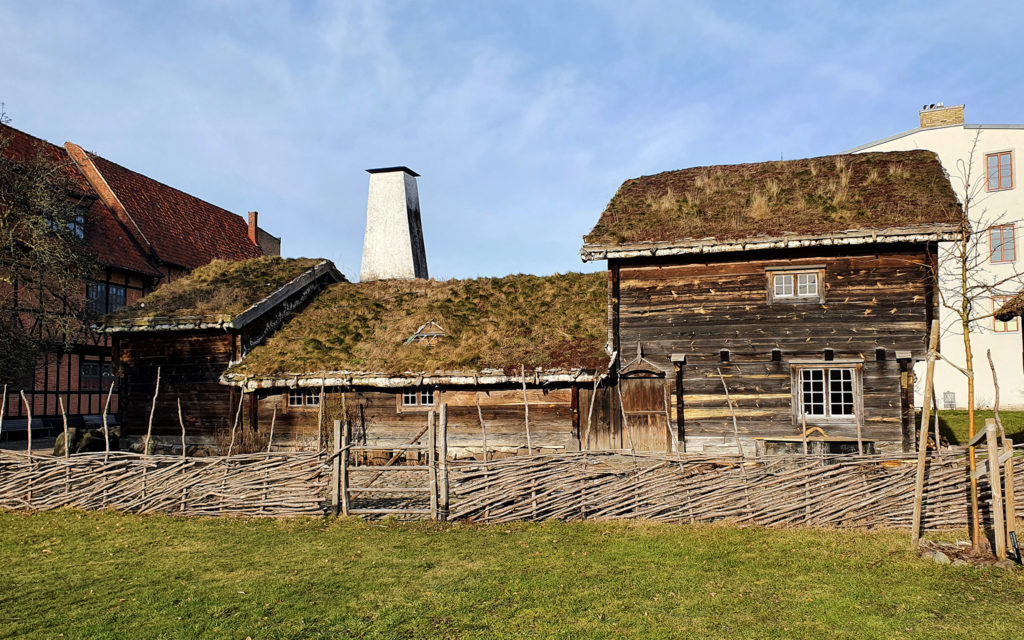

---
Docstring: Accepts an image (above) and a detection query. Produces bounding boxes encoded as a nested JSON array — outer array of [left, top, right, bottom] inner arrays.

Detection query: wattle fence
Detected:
[[0, 447, 1019, 531]]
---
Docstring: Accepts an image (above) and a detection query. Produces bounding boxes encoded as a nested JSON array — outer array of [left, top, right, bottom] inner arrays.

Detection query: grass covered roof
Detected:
[[583, 151, 962, 249], [227, 272, 609, 380], [100, 257, 326, 329], [996, 291, 1024, 321]]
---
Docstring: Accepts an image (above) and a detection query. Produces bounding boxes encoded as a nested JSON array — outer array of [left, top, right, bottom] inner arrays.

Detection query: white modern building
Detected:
[[847, 104, 1024, 409]]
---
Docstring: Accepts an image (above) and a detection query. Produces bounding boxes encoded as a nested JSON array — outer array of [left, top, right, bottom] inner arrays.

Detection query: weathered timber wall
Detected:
[[116, 331, 239, 440], [610, 245, 937, 451], [255, 385, 582, 456]]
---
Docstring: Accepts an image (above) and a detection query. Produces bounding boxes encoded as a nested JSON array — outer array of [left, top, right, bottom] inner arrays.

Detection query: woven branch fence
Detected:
[[447, 451, 1023, 531], [0, 450, 328, 517]]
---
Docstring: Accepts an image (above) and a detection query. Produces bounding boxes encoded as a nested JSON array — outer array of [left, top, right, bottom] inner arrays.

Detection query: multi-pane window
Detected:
[[771, 271, 820, 301], [287, 389, 321, 407], [994, 296, 1020, 333], [86, 282, 127, 316], [402, 388, 435, 408], [798, 368, 855, 418], [80, 362, 114, 391], [987, 152, 1013, 191], [989, 225, 1016, 263]]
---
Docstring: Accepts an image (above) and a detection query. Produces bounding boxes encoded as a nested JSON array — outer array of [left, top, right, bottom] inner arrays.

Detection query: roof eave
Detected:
[[221, 368, 603, 392], [580, 225, 961, 262]]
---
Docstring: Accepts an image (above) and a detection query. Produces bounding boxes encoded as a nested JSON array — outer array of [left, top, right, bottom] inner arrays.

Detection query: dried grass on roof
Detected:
[[231, 272, 608, 377], [104, 257, 322, 325], [584, 151, 962, 247]]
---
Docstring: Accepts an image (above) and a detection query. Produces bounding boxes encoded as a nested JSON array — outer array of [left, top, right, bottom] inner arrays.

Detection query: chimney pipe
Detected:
[[248, 211, 258, 245], [360, 166, 428, 281]]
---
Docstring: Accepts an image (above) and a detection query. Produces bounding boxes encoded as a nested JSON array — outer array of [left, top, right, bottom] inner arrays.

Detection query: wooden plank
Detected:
[[340, 419, 350, 516]]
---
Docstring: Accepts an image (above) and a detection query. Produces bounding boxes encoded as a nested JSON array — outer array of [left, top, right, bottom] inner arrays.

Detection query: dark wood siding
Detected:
[[612, 245, 936, 448]]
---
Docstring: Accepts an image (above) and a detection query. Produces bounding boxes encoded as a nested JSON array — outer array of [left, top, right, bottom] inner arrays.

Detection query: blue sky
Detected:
[[1, 1, 1021, 280]]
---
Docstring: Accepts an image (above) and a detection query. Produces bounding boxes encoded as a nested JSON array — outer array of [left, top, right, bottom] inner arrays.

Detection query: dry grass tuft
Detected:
[[231, 272, 609, 378], [103, 257, 325, 325], [584, 150, 961, 246]]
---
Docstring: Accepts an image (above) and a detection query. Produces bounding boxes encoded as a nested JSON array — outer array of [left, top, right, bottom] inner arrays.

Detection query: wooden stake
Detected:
[[341, 418, 350, 516], [20, 390, 31, 463], [476, 393, 488, 462], [59, 397, 69, 458], [267, 404, 276, 453], [931, 388, 941, 457], [145, 366, 161, 455], [317, 378, 325, 450], [717, 368, 744, 458], [911, 319, 940, 549], [800, 409, 809, 456], [662, 380, 674, 452], [0, 383, 6, 440], [177, 397, 186, 460], [332, 419, 342, 516], [521, 365, 533, 455], [428, 410, 438, 520], [986, 418, 1007, 559], [583, 377, 599, 451], [102, 381, 114, 462], [227, 390, 244, 457], [988, 348, 1017, 557], [439, 404, 449, 521]]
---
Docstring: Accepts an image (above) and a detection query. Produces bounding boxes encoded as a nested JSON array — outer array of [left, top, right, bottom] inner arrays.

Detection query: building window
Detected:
[[994, 296, 1020, 332], [989, 225, 1016, 263], [987, 151, 1013, 191], [401, 388, 435, 409], [769, 269, 823, 303], [796, 367, 857, 419], [86, 282, 127, 316], [80, 361, 114, 391], [288, 389, 321, 407]]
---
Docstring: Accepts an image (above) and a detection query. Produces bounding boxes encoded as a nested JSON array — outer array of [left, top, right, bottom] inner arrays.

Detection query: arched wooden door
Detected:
[[619, 374, 672, 452]]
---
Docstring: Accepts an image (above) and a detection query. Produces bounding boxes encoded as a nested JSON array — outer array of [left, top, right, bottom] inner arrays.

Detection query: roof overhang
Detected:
[[221, 367, 602, 392], [97, 260, 343, 333], [580, 225, 961, 262]]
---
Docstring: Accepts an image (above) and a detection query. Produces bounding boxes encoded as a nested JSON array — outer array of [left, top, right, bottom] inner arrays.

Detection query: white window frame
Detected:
[[767, 268, 825, 304], [399, 388, 436, 411], [287, 389, 322, 408], [791, 364, 861, 423]]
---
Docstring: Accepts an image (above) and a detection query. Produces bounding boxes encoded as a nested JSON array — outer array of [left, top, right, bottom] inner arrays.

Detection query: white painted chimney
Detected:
[[360, 166, 428, 281]]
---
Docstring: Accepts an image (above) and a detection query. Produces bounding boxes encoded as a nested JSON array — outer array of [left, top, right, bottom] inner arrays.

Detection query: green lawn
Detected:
[[918, 410, 1024, 445], [2, 512, 1024, 638]]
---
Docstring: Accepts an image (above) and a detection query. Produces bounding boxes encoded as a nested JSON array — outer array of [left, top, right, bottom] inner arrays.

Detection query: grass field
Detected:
[[2, 512, 1024, 638], [918, 410, 1024, 445]]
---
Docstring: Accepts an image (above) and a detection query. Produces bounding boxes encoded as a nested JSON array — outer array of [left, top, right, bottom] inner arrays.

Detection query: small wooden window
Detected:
[[989, 225, 1016, 263], [400, 388, 435, 410], [987, 152, 1013, 191], [402, 390, 419, 406], [768, 269, 824, 303], [994, 296, 1020, 333], [288, 389, 320, 407]]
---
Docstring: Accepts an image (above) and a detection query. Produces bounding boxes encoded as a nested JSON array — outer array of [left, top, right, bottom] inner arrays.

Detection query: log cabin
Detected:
[[581, 151, 963, 455], [98, 257, 343, 451], [221, 272, 612, 458]]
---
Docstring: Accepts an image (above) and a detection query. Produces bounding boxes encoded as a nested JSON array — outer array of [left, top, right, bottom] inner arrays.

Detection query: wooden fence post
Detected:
[[59, 397, 69, 458], [1005, 439, 1018, 558], [145, 366, 161, 455], [340, 418, 350, 516], [911, 319, 940, 548], [986, 418, 1007, 559], [428, 410, 438, 521], [332, 419, 342, 516], [439, 404, 449, 521], [102, 382, 114, 462]]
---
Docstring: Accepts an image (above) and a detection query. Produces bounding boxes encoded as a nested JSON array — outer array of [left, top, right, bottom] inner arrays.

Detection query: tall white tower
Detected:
[[359, 167, 428, 282]]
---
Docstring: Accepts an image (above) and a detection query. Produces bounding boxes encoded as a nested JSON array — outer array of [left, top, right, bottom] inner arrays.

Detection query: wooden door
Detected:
[[619, 377, 672, 452]]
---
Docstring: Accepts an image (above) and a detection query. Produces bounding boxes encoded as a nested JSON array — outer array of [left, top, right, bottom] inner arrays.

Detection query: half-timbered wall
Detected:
[[610, 244, 937, 453]]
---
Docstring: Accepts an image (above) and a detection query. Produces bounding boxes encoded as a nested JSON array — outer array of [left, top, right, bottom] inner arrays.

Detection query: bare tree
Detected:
[[0, 105, 101, 384]]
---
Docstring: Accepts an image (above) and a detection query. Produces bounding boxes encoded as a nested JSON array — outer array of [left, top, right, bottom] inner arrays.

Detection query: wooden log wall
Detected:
[[611, 245, 936, 449], [116, 331, 238, 440], [256, 385, 582, 456]]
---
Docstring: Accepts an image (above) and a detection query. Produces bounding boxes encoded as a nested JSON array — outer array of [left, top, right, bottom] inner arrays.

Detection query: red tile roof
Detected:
[[0, 125, 160, 276], [84, 152, 263, 269]]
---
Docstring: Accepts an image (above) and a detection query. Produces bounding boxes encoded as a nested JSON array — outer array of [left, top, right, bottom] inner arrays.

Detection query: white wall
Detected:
[[853, 123, 1024, 409]]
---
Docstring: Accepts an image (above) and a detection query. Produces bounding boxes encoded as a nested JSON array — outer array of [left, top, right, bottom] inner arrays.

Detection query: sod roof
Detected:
[[99, 257, 328, 330], [226, 272, 609, 382], [582, 151, 962, 253], [995, 291, 1024, 321]]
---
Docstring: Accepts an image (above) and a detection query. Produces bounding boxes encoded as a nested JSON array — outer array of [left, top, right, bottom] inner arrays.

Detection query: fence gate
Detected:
[[330, 409, 448, 520]]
